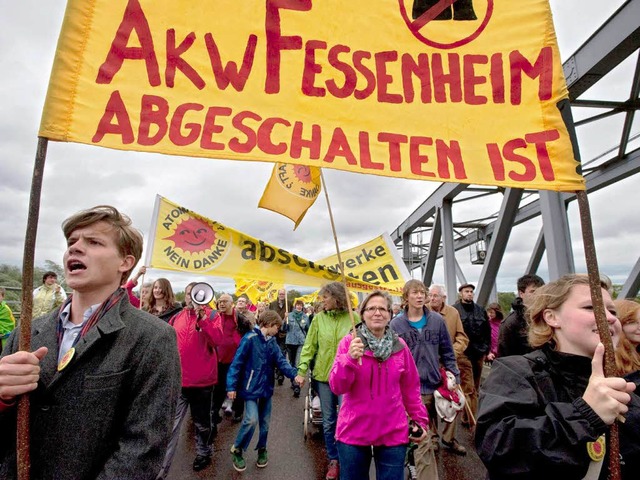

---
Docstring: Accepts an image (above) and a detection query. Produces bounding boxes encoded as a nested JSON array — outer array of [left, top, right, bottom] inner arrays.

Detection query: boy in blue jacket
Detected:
[[227, 310, 299, 471]]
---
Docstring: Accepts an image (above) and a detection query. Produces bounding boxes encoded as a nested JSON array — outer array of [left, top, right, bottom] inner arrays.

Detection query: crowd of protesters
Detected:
[[1, 207, 639, 480]]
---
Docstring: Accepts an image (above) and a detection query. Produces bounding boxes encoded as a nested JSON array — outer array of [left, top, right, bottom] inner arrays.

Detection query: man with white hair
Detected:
[[428, 284, 470, 455]]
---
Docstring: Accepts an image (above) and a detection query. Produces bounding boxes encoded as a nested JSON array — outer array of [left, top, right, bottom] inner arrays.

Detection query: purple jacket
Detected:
[[329, 330, 428, 447]]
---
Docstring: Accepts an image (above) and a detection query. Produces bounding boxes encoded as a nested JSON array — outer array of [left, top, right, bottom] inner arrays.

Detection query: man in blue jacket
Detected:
[[391, 279, 460, 479]]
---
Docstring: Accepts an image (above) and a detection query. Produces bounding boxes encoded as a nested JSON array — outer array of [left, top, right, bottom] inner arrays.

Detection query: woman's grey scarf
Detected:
[[359, 323, 394, 362]]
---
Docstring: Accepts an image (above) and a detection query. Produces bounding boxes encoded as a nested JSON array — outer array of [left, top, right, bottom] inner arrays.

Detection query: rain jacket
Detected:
[[227, 327, 297, 400], [32, 284, 66, 318], [476, 347, 640, 480], [390, 307, 459, 393], [169, 307, 219, 387], [329, 326, 429, 446], [297, 310, 358, 382], [0, 300, 15, 350]]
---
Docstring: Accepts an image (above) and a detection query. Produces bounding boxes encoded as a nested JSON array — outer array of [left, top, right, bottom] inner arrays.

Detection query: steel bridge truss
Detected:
[[391, 0, 640, 303]]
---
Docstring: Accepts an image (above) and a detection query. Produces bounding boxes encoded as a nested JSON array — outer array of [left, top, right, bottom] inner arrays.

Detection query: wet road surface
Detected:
[[167, 381, 488, 479]]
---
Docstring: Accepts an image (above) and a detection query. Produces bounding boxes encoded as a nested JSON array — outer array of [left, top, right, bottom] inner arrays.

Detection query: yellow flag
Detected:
[[40, 0, 584, 192], [258, 163, 321, 229], [235, 278, 282, 304]]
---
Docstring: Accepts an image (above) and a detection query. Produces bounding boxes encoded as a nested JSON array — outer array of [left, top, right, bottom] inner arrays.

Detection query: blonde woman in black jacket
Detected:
[[476, 274, 640, 480]]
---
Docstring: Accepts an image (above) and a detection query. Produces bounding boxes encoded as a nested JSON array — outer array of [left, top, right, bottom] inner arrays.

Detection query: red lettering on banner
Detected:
[[139, 95, 169, 145], [353, 51, 376, 100], [290, 122, 322, 159], [326, 45, 357, 98], [258, 117, 291, 154], [265, 0, 312, 94], [359, 132, 383, 170], [378, 133, 408, 172], [525, 130, 559, 181], [510, 46, 553, 105], [169, 103, 204, 146], [436, 140, 467, 179], [200, 106, 232, 150], [375, 51, 403, 104], [96, 0, 160, 86], [490, 53, 505, 103], [302, 40, 327, 97], [487, 143, 505, 181], [92, 91, 135, 143], [165, 30, 204, 89], [204, 33, 257, 91], [503, 138, 535, 181], [410, 137, 436, 177], [402, 53, 431, 103], [229, 111, 261, 153], [486, 130, 560, 182], [324, 128, 357, 165], [432, 54, 462, 103], [463, 55, 488, 105]]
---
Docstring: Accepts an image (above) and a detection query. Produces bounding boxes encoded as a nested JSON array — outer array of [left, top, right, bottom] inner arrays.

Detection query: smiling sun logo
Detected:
[[162, 213, 231, 272], [276, 164, 321, 199], [166, 217, 217, 254]]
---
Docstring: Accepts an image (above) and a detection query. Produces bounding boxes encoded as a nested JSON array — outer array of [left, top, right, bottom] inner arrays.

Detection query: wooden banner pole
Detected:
[[17, 136, 49, 480], [575, 189, 621, 480], [320, 171, 357, 335]]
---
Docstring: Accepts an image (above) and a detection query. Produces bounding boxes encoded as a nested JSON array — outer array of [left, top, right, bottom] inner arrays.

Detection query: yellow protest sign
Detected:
[[318, 233, 410, 293], [40, 0, 583, 191], [146, 195, 402, 294]]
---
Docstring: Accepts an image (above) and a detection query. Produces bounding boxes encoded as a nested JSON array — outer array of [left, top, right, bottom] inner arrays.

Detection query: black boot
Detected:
[[453, 0, 477, 20], [412, 0, 452, 21]]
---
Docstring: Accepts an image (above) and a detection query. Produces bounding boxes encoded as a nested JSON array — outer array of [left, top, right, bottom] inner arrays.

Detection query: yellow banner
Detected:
[[146, 195, 402, 294], [318, 233, 411, 293], [40, 0, 584, 191], [258, 163, 322, 229], [235, 278, 283, 304]]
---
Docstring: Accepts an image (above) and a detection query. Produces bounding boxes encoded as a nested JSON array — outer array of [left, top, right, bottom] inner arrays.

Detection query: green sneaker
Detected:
[[256, 448, 268, 468], [231, 446, 246, 472]]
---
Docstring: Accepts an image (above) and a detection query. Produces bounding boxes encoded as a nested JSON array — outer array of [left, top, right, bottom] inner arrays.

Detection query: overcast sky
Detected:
[[0, 0, 637, 296]]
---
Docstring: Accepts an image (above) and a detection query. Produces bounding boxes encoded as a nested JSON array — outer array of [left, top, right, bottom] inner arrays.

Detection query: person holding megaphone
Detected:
[[157, 282, 220, 478]]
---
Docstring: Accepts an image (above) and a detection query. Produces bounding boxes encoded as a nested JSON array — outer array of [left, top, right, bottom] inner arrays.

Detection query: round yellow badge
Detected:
[[586, 434, 606, 462], [57, 347, 75, 371]]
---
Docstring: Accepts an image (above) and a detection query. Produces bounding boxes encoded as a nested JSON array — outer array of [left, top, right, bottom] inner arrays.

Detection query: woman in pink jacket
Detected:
[[329, 290, 429, 480]]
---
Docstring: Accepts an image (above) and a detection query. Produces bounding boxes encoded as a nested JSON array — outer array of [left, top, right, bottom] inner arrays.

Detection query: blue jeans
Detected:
[[337, 442, 407, 480], [315, 381, 340, 460], [234, 397, 272, 451]]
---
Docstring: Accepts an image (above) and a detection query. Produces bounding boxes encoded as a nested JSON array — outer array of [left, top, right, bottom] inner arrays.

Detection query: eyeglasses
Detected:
[[363, 306, 390, 314]]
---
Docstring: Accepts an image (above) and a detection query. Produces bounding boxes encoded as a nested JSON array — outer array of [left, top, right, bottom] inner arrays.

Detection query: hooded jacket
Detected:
[[226, 326, 297, 400], [390, 306, 459, 393], [170, 306, 218, 388], [329, 325, 429, 447]]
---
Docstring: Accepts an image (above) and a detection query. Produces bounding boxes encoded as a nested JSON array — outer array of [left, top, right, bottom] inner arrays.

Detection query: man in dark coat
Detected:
[[452, 283, 489, 420], [497, 274, 545, 357], [0, 206, 181, 479]]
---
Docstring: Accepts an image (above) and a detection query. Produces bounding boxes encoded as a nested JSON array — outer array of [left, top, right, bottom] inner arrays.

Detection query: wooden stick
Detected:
[[576, 189, 620, 480], [17, 136, 49, 480], [457, 387, 476, 427], [320, 171, 357, 335], [138, 271, 145, 310]]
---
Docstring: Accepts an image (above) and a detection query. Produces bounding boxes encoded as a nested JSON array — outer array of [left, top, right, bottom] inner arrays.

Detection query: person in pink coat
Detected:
[[329, 290, 429, 480]]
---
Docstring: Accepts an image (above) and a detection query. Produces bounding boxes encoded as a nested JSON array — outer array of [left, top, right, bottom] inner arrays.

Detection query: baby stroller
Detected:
[[303, 378, 323, 440]]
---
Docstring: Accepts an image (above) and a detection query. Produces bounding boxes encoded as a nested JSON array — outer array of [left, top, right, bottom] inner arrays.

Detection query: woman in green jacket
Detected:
[[295, 282, 359, 480]]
